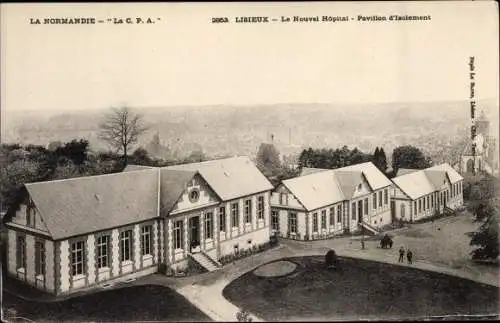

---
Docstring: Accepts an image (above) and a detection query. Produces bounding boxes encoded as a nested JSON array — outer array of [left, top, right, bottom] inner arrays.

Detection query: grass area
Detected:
[[223, 256, 499, 321], [2, 284, 212, 322], [392, 211, 490, 269]]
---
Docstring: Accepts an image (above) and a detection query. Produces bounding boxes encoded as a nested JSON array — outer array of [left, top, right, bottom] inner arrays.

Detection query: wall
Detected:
[[10, 202, 50, 234], [7, 229, 17, 276], [219, 226, 269, 258], [56, 220, 159, 295], [166, 191, 271, 266]]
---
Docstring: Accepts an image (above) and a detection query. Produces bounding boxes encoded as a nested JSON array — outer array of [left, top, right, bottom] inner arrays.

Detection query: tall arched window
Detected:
[[400, 204, 406, 220]]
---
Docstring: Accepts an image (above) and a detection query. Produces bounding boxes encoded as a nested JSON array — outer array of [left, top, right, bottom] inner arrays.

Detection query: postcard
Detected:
[[1, 1, 499, 322]]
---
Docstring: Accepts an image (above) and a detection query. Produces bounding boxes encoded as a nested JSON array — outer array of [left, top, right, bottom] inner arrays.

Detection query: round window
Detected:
[[189, 189, 200, 202]]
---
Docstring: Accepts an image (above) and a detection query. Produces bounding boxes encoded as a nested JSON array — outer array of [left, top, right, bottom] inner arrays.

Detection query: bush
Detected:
[[270, 233, 279, 246], [158, 263, 168, 275], [325, 249, 338, 268]]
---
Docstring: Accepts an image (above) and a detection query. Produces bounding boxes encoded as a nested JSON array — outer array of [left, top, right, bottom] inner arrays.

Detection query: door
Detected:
[[358, 200, 363, 223], [391, 201, 396, 221], [189, 216, 200, 251]]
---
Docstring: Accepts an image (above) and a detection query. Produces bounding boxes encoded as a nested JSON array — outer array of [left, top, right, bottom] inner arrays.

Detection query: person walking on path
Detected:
[[407, 249, 413, 265], [398, 246, 405, 263]]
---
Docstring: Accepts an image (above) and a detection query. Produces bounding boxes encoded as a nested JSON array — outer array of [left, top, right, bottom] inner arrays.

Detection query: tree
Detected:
[[54, 139, 89, 166], [470, 211, 499, 261], [98, 106, 149, 166], [373, 147, 388, 173], [255, 143, 281, 177], [392, 145, 432, 173]]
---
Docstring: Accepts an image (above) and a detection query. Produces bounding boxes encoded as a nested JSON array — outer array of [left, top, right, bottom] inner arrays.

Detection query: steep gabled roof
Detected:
[[159, 169, 198, 214], [281, 162, 391, 211], [426, 163, 463, 183], [335, 171, 363, 200], [24, 169, 160, 240], [392, 163, 463, 200], [424, 170, 448, 189], [282, 170, 344, 211], [165, 156, 273, 201], [337, 162, 392, 190]]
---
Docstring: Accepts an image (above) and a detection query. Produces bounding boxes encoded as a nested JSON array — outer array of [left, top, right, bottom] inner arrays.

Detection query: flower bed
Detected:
[[218, 240, 278, 266]]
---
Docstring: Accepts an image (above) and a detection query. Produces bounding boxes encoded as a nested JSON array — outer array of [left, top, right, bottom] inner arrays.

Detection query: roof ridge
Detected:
[[25, 168, 159, 187]]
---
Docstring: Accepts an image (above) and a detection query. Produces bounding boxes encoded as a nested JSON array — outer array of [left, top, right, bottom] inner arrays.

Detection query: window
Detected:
[[418, 199, 422, 213], [174, 220, 183, 249], [35, 241, 45, 275], [364, 198, 368, 215], [289, 212, 297, 233], [141, 226, 152, 256], [17, 236, 26, 269], [401, 204, 406, 219], [351, 202, 356, 220], [231, 202, 239, 228], [431, 195, 434, 207], [271, 210, 279, 231], [337, 205, 342, 223], [97, 235, 110, 268], [373, 193, 377, 209], [321, 210, 327, 229], [244, 199, 252, 224], [427, 196, 430, 210], [120, 230, 132, 262], [26, 202, 36, 227], [313, 213, 318, 232], [329, 207, 335, 226], [378, 191, 383, 207], [384, 189, 388, 205], [423, 197, 426, 210], [219, 206, 226, 232], [189, 189, 200, 203], [71, 241, 85, 276], [280, 193, 288, 205], [204, 212, 213, 239], [414, 201, 417, 214], [257, 196, 265, 220]]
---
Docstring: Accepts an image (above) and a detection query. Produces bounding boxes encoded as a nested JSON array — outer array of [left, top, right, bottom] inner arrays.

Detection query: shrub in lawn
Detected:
[[270, 233, 279, 246], [325, 249, 338, 269]]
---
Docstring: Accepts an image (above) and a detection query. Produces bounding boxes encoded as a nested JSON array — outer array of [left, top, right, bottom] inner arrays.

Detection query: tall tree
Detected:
[[255, 143, 281, 177], [372, 147, 388, 173], [98, 106, 149, 166], [470, 211, 499, 261], [392, 145, 432, 173]]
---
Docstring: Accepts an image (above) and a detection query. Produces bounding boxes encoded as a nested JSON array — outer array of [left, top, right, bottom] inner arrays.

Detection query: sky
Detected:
[[1, 1, 499, 113]]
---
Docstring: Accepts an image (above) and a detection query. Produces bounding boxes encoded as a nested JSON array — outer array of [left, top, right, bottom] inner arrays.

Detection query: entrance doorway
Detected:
[[189, 216, 200, 252], [358, 200, 363, 223]]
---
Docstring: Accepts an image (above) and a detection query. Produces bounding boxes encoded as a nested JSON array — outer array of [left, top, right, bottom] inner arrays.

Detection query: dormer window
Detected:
[[26, 205, 35, 227], [279, 193, 288, 206], [358, 184, 362, 190]]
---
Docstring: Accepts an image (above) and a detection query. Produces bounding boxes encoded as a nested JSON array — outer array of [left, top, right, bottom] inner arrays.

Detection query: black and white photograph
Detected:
[[0, 1, 499, 322]]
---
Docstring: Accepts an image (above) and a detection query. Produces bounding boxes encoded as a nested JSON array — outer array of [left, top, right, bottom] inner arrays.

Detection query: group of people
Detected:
[[398, 246, 413, 264]]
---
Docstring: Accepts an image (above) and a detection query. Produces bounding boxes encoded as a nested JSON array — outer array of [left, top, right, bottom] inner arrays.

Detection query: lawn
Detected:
[[223, 256, 500, 321], [2, 284, 212, 322]]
